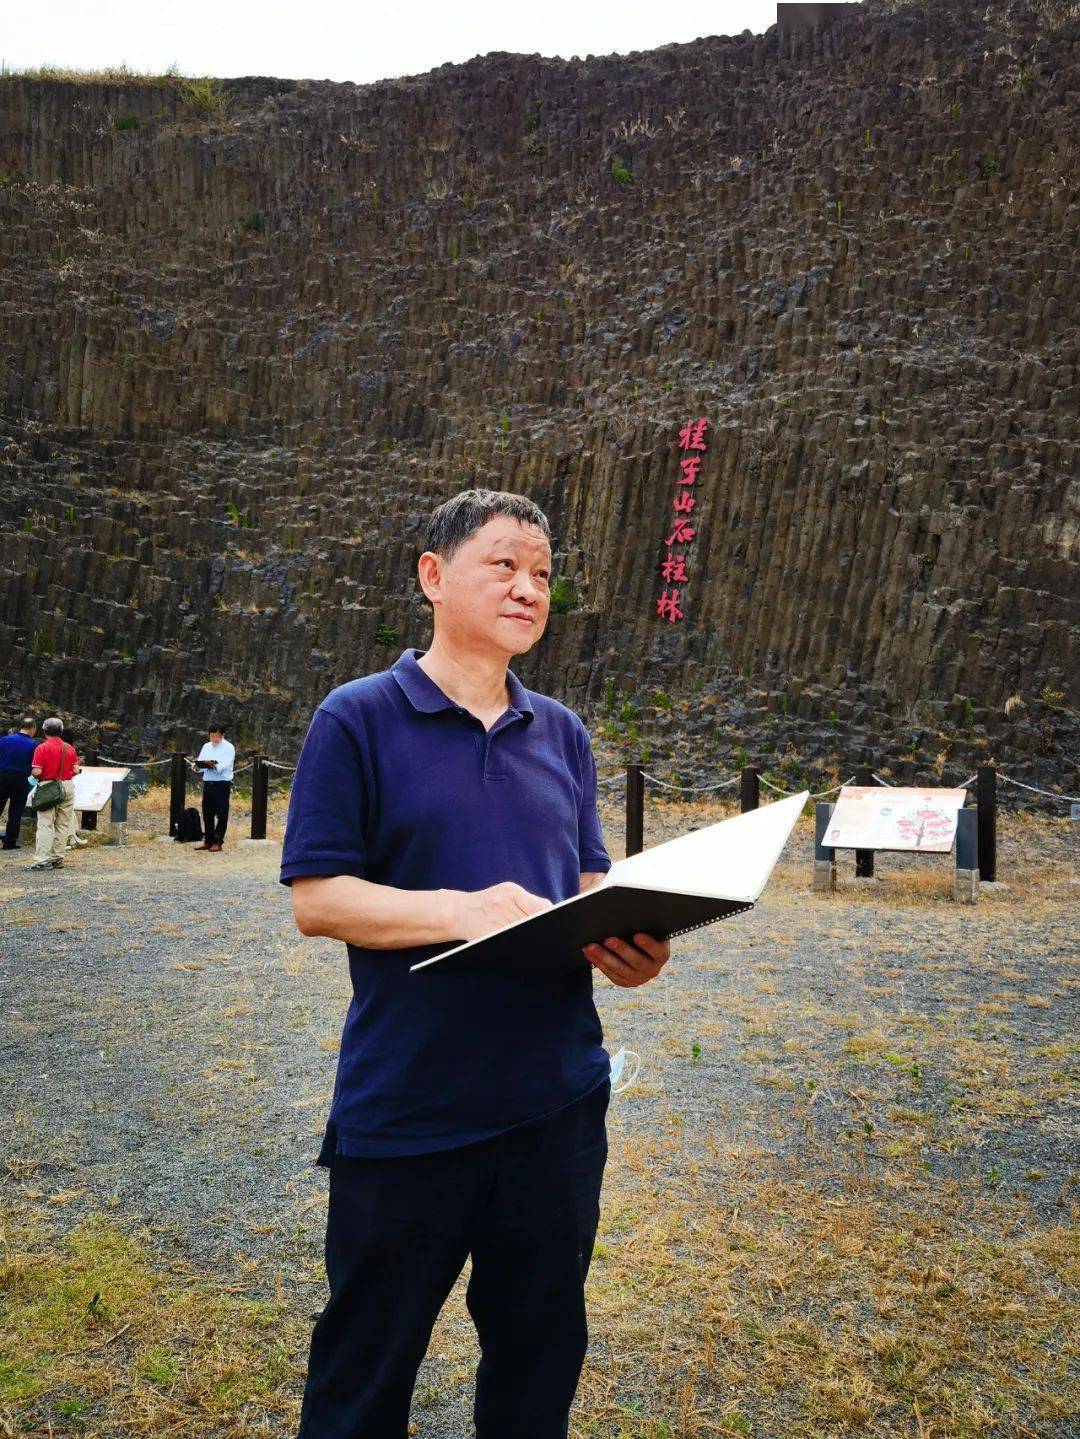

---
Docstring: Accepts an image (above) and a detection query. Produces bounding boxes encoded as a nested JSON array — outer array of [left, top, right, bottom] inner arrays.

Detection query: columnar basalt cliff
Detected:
[[0, 0, 1077, 781]]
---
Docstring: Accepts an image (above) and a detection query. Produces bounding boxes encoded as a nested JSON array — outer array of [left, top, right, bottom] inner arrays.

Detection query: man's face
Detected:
[[423, 516, 552, 656], [209, 731, 224, 744]]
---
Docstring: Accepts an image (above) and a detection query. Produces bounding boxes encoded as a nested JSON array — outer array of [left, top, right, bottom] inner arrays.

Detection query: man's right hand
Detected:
[[450, 882, 553, 941]]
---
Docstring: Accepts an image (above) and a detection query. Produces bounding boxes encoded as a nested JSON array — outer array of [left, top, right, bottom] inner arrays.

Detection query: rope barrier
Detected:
[[758, 774, 790, 794], [98, 754, 172, 768], [998, 773, 1080, 804], [810, 777, 855, 798], [756, 775, 856, 800], [76, 751, 1080, 809], [642, 771, 738, 794]]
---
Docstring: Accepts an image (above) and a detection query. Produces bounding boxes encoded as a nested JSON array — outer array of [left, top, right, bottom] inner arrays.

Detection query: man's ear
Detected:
[[417, 551, 443, 606]]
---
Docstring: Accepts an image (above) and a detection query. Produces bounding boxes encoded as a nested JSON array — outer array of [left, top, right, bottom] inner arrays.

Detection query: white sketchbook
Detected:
[[411, 790, 807, 976]]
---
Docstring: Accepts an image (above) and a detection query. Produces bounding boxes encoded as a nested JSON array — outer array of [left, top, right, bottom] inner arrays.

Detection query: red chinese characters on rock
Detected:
[[656, 417, 708, 623]]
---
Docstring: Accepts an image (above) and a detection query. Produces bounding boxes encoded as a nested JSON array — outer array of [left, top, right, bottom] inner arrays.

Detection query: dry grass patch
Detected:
[[0, 1202, 307, 1435], [575, 1142, 1079, 1438]]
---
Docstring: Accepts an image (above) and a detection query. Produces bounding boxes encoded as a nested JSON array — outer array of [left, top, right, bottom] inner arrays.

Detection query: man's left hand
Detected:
[[584, 932, 670, 987]]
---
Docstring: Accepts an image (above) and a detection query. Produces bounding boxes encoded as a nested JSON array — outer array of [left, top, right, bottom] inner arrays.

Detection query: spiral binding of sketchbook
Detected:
[[411, 790, 807, 977]]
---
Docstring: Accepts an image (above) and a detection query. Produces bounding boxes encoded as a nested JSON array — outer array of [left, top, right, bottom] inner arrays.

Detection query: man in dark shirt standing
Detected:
[[0, 716, 37, 850], [282, 490, 670, 1438]]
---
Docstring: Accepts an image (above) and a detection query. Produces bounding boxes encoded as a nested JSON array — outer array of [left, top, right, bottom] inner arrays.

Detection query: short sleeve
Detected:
[[577, 723, 611, 874], [279, 706, 372, 886]]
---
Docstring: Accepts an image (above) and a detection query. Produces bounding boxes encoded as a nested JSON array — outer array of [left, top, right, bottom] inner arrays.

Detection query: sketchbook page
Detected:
[[604, 790, 807, 904]]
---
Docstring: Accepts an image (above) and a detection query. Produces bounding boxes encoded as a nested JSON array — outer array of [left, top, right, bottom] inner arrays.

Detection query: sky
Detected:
[[10, 2, 782, 84]]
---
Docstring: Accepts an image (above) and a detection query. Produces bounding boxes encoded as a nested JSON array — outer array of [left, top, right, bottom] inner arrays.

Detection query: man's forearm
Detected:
[[291, 874, 463, 948]]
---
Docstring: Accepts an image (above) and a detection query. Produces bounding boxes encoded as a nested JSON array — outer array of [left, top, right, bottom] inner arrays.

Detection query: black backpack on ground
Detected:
[[175, 807, 203, 843]]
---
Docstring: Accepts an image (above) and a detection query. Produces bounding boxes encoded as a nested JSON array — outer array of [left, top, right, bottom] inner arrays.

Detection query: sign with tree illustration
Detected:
[[72, 766, 131, 814], [826, 786, 968, 853]]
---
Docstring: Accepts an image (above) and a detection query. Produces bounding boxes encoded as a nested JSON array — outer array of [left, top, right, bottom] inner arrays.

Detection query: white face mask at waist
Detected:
[[608, 1048, 641, 1095]]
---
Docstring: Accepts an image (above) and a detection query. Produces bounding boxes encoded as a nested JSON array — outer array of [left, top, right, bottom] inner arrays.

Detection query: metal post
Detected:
[[625, 763, 644, 858], [251, 755, 268, 841], [109, 776, 129, 846], [740, 766, 759, 813], [976, 765, 997, 883], [812, 802, 836, 892], [855, 764, 875, 878], [954, 805, 979, 903], [82, 747, 98, 830], [169, 752, 186, 837]]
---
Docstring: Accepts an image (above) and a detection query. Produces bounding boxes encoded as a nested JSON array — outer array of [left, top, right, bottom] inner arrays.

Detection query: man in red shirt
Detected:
[[29, 717, 80, 870]]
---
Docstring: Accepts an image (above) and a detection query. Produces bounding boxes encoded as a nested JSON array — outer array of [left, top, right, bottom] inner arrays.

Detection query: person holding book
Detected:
[[281, 489, 670, 1439], [194, 722, 235, 851]]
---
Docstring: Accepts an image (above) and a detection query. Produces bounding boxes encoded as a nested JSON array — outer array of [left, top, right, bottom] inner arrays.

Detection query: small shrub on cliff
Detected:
[[244, 211, 263, 234], [549, 577, 574, 615], [180, 76, 227, 116], [114, 112, 138, 131], [374, 623, 397, 648], [522, 135, 548, 160], [611, 155, 631, 185]]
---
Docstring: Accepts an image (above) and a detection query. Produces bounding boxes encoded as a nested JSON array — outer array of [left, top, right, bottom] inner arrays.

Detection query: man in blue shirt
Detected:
[[282, 489, 670, 1439], [0, 716, 38, 850]]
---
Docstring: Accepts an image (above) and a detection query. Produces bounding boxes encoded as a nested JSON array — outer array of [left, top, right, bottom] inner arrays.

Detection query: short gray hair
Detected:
[[42, 716, 64, 736], [424, 489, 550, 563]]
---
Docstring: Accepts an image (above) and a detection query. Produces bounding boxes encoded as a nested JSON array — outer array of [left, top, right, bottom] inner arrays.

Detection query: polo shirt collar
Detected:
[[391, 648, 534, 724]]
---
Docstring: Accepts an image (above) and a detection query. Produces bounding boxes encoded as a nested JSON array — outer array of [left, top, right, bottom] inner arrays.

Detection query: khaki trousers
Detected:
[[35, 781, 75, 863]]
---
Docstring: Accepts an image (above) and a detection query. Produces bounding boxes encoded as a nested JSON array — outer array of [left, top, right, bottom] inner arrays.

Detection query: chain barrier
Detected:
[[264, 760, 297, 772]]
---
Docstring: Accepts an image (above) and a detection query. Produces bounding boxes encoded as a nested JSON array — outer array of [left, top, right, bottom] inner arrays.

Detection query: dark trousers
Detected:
[[0, 772, 30, 848], [201, 781, 231, 845], [298, 1080, 610, 1439]]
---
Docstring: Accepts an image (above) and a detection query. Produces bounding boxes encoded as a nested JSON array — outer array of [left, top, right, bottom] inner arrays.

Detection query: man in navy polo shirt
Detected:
[[0, 716, 38, 850], [282, 489, 670, 1438]]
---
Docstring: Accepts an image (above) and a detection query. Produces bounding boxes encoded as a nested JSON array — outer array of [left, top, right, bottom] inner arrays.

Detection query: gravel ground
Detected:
[[1, 800, 1076, 1437]]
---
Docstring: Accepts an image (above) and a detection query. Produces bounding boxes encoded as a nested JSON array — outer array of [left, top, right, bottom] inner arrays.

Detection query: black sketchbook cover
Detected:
[[411, 790, 806, 977]]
